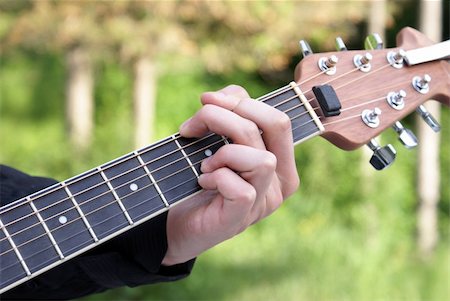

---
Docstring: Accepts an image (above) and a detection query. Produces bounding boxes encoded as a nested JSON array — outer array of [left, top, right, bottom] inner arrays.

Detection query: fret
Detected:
[[32, 184, 95, 256], [173, 134, 199, 178], [0, 201, 60, 274], [102, 154, 167, 222], [140, 137, 200, 205], [63, 184, 99, 242], [262, 83, 323, 144], [98, 168, 134, 225], [221, 135, 230, 145], [29, 198, 64, 259], [135, 152, 169, 207], [0, 225, 28, 290], [0, 216, 30, 276], [65, 171, 129, 241], [176, 134, 226, 175]]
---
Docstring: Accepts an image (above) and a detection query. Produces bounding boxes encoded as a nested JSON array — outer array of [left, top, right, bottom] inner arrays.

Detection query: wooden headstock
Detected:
[[294, 27, 449, 150]]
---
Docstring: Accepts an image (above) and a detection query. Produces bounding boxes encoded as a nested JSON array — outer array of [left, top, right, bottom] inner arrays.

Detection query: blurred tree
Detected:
[[0, 0, 107, 151], [417, 0, 442, 258], [1, 0, 376, 150]]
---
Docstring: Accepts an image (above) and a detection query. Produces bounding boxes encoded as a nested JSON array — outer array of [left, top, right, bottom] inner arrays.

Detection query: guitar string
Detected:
[[0, 60, 406, 276], [0, 66, 334, 218], [0, 137, 227, 243], [0, 83, 397, 268], [0, 60, 405, 237], [2, 125, 296, 268], [0, 60, 403, 252], [0, 84, 294, 217], [0, 56, 397, 217], [0, 66, 384, 230], [0, 82, 307, 221], [0, 61, 371, 217], [1, 101, 329, 253], [0, 97, 325, 264]]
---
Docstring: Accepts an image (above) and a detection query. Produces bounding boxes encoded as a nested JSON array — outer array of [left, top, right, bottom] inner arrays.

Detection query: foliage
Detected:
[[1, 50, 449, 301], [0, 1, 448, 300], [1, 0, 372, 70]]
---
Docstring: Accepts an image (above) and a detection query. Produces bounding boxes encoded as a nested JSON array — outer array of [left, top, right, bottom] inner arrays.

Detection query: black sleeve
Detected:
[[0, 165, 195, 300]]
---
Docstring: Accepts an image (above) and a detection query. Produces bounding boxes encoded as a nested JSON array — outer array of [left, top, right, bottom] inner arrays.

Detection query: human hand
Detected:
[[161, 85, 300, 266]]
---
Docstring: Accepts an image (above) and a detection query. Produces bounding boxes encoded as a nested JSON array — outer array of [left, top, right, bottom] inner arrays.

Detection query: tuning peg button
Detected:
[[416, 104, 441, 132], [392, 121, 418, 149], [335, 37, 348, 51], [364, 33, 383, 50], [299, 40, 313, 57], [367, 139, 396, 170]]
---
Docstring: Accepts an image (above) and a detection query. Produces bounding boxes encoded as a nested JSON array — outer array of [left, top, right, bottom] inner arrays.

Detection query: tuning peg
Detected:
[[299, 40, 313, 57], [367, 139, 396, 170], [416, 104, 441, 132], [392, 121, 418, 149], [364, 33, 383, 50], [335, 37, 348, 51]]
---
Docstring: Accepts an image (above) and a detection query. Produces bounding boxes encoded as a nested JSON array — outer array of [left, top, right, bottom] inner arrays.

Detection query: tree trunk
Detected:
[[368, 0, 386, 42], [66, 47, 94, 152], [417, 0, 442, 258], [133, 56, 156, 149]]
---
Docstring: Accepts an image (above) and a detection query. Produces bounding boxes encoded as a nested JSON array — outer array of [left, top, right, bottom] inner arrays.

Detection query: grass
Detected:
[[1, 52, 448, 301]]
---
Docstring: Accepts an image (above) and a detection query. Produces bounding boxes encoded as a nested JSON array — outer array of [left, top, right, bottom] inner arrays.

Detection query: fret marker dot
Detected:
[[205, 149, 212, 157], [59, 216, 67, 224], [130, 183, 138, 191]]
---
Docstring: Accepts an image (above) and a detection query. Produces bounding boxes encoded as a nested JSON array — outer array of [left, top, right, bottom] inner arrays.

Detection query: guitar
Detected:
[[0, 27, 448, 294]]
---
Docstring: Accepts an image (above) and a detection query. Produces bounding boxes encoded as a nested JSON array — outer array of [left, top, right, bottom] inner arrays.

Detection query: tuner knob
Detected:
[[335, 37, 348, 51], [364, 33, 383, 50], [416, 104, 441, 132], [299, 40, 313, 57], [392, 121, 418, 149], [367, 139, 396, 170]]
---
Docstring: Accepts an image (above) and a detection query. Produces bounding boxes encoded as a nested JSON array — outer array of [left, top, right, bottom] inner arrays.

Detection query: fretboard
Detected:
[[0, 82, 323, 293]]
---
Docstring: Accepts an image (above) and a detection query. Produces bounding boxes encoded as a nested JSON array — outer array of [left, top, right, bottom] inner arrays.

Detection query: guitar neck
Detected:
[[0, 83, 322, 293]]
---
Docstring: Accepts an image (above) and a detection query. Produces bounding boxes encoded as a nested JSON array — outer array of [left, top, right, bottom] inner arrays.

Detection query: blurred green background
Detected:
[[1, 1, 449, 301]]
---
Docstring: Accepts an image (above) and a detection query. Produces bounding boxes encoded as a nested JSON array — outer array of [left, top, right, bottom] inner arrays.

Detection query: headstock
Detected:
[[293, 27, 449, 157]]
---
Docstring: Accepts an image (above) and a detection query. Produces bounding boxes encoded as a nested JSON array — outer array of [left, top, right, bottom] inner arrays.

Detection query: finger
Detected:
[[179, 104, 266, 150], [201, 90, 299, 197], [201, 144, 276, 202], [198, 168, 255, 227]]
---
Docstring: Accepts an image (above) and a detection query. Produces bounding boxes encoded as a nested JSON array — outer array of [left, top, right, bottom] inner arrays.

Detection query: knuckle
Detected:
[[236, 186, 257, 205], [273, 111, 292, 133], [198, 104, 216, 120], [263, 190, 283, 215], [239, 120, 260, 142], [213, 167, 229, 180], [260, 152, 277, 172], [283, 174, 300, 197], [225, 84, 249, 98]]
